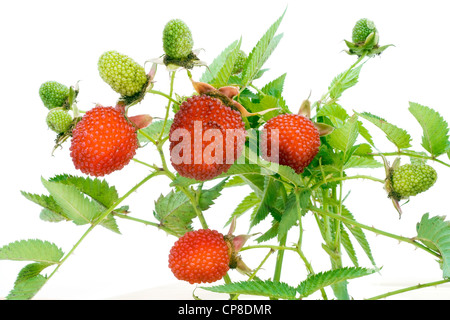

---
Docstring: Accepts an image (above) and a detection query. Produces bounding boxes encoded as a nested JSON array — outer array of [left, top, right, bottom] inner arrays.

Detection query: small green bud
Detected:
[[46, 108, 73, 133], [163, 19, 194, 60], [352, 18, 377, 44], [98, 50, 148, 97], [39, 81, 70, 109]]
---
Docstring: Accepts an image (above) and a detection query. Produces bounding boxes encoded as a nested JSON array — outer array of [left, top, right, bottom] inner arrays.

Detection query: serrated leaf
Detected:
[[200, 40, 239, 84], [153, 190, 196, 237], [297, 267, 375, 298], [6, 274, 47, 300], [21, 191, 68, 221], [14, 262, 51, 286], [341, 227, 359, 267], [210, 38, 242, 87], [242, 10, 285, 86], [202, 280, 297, 300], [327, 115, 359, 156], [250, 177, 280, 228], [316, 103, 349, 127], [261, 73, 287, 98], [328, 64, 363, 100], [55, 175, 119, 208], [356, 111, 412, 150], [41, 177, 102, 225], [138, 119, 173, 143], [0, 239, 63, 264], [198, 179, 228, 210], [225, 192, 259, 226], [416, 213, 450, 278], [343, 155, 383, 170], [409, 102, 450, 157]]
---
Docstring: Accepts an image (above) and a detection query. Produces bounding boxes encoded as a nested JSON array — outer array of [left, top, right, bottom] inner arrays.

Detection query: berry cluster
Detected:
[[35, 17, 439, 289]]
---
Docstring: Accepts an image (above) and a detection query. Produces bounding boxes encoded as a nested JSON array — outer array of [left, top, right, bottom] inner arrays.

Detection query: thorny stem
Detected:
[[311, 206, 441, 258], [366, 279, 450, 300], [371, 151, 450, 168]]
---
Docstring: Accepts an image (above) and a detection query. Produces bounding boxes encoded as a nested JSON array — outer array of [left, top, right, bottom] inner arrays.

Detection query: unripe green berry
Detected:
[[391, 164, 437, 199], [46, 109, 73, 133], [39, 81, 69, 109], [352, 18, 377, 43], [98, 50, 148, 97], [232, 50, 247, 74], [163, 19, 194, 59]]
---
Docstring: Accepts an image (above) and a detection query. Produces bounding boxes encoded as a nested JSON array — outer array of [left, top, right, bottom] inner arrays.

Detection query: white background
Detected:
[[1, 0, 450, 300]]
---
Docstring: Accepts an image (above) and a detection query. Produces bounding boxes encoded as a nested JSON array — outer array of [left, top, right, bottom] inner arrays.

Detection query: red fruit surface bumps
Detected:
[[261, 113, 320, 173], [169, 95, 246, 181], [168, 229, 230, 284], [70, 106, 139, 177]]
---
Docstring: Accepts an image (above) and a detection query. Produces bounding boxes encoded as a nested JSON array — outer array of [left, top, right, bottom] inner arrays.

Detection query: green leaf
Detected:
[[241, 9, 285, 86], [225, 192, 260, 226], [250, 177, 281, 228], [356, 111, 412, 150], [21, 191, 68, 221], [153, 190, 196, 237], [138, 119, 173, 143], [6, 274, 47, 300], [200, 40, 239, 84], [41, 177, 102, 225], [341, 227, 359, 267], [343, 155, 383, 170], [210, 38, 242, 87], [53, 175, 119, 208], [316, 103, 349, 127], [327, 115, 359, 157], [198, 179, 228, 210], [261, 73, 287, 98], [297, 267, 376, 298], [342, 207, 377, 268], [409, 102, 450, 157], [202, 280, 297, 300], [0, 239, 63, 264], [416, 213, 450, 278], [328, 64, 363, 100]]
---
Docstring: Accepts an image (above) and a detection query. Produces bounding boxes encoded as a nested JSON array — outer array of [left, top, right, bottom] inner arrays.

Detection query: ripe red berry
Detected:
[[169, 95, 246, 181], [168, 229, 230, 284], [70, 106, 139, 177], [260, 113, 321, 173]]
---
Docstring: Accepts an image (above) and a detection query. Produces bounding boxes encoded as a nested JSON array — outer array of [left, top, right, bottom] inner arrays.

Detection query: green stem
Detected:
[[148, 89, 180, 105], [314, 53, 368, 111], [113, 212, 174, 235], [366, 279, 450, 300], [371, 151, 450, 168], [159, 71, 176, 142], [311, 206, 441, 258], [311, 174, 384, 191], [240, 244, 296, 252]]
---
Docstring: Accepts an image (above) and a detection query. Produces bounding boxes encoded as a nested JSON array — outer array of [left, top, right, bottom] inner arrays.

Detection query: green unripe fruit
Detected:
[[98, 50, 148, 97], [352, 18, 377, 43], [39, 81, 70, 109], [391, 164, 437, 199], [232, 50, 247, 74], [163, 19, 194, 59], [46, 108, 73, 133]]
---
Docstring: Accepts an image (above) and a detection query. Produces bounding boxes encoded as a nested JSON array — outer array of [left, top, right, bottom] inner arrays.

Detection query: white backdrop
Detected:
[[1, 0, 450, 299]]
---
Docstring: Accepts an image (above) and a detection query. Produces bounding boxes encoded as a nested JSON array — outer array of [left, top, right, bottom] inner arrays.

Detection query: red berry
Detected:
[[168, 229, 230, 284], [260, 113, 320, 173], [169, 95, 246, 181], [70, 106, 139, 177]]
